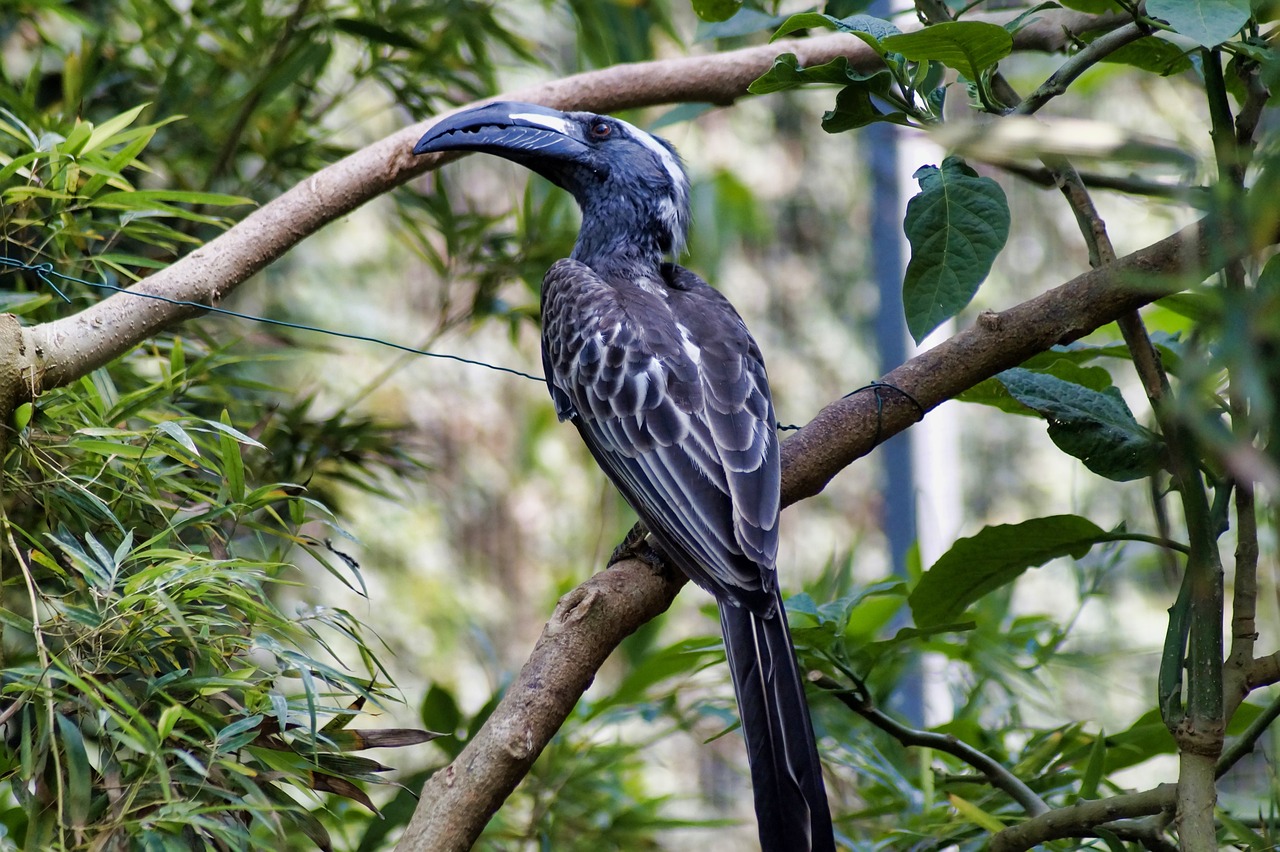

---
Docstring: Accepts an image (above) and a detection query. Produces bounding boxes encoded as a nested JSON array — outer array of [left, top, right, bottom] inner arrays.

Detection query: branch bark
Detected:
[[989, 784, 1179, 852]]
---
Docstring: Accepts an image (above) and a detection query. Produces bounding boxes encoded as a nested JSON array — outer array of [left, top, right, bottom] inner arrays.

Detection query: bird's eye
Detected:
[[589, 121, 612, 139]]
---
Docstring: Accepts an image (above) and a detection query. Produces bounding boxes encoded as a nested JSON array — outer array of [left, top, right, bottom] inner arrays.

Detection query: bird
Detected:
[[414, 102, 835, 852]]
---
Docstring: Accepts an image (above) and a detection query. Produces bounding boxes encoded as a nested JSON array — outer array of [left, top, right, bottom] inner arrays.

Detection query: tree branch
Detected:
[[1014, 22, 1150, 116], [989, 784, 1178, 852], [813, 675, 1049, 816], [1216, 689, 1280, 779], [13, 7, 1125, 402]]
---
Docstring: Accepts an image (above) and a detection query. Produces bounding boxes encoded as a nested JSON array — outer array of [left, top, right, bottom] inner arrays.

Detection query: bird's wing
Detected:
[[541, 259, 780, 610]]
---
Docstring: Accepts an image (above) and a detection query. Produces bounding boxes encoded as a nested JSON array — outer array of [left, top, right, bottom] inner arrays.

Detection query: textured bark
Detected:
[[401, 561, 688, 852]]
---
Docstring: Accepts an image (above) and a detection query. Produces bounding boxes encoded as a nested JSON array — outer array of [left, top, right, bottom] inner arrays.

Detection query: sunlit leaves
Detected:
[[902, 156, 1010, 342], [0, 334, 419, 850]]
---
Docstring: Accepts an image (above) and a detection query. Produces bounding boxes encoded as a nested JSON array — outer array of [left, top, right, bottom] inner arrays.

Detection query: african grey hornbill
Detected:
[[414, 102, 835, 851]]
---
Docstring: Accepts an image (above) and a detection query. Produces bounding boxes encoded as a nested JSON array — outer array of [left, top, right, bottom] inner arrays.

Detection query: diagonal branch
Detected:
[[989, 784, 1178, 852], [396, 217, 1266, 851]]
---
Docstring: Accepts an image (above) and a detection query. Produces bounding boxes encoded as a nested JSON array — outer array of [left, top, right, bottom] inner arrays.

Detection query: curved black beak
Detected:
[[412, 101, 591, 163]]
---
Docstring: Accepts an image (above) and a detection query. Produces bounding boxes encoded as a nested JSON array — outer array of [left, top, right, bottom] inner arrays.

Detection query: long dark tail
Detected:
[[719, 588, 835, 852]]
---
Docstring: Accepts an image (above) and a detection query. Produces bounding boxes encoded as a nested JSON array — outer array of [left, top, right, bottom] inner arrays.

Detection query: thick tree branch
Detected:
[[400, 558, 688, 851], [13, 8, 1123, 402]]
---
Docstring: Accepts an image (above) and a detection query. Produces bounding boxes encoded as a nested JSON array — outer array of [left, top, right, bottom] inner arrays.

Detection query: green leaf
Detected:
[[822, 81, 911, 132], [749, 53, 890, 94], [771, 12, 844, 40], [154, 420, 200, 457], [836, 14, 902, 43], [217, 410, 246, 503], [1098, 35, 1194, 75], [881, 21, 1013, 80], [81, 103, 150, 155], [1147, 0, 1250, 47], [692, 0, 742, 22], [333, 18, 421, 50], [214, 714, 264, 753], [949, 793, 1006, 831], [56, 714, 93, 827], [1100, 703, 1264, 771], [902, 156, 1010, 342], [997, 368, 1163, 481], [958, 359, 1114, 414], [771, 12, 900, 45], [420, 684, 462, 738], [909, 515, 1108, 628], [1079, 729, 1106, 799], [92, 189, 254, 209]]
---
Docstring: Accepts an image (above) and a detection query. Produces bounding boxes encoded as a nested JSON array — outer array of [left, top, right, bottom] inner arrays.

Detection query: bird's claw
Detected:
[[609, 523, 665, 573]]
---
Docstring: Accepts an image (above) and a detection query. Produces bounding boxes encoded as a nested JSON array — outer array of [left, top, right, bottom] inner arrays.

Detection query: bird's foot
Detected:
[[610, 523, 665, 574]]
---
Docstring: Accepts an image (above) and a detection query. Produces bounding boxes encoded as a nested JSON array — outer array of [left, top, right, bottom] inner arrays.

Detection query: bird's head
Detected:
[[414, 102, 691, 264]]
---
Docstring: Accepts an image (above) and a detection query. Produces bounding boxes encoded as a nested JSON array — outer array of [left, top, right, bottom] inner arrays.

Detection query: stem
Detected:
[[995, 161, 1209, 202], [814, 675, 1049, 817], [3, 513, 64, 843], [1015, 22, 1150, 116], [1216, 690, 1280, 779]]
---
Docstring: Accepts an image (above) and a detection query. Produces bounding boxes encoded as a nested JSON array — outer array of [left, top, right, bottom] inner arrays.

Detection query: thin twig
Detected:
[[1216, 689, 1280, 779], [813, 674, 1050, 817], [995, 162, 1208, 202], [1015, 23, 1150, 116]]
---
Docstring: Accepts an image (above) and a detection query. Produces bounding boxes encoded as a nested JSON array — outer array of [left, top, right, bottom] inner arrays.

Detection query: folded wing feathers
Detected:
[[541, 259, 779, 607]]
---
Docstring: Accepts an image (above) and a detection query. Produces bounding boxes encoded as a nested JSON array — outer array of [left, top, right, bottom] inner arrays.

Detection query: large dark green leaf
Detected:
[[997, 368, 1163, 481], [881, 21, 1013, 80], [958, 360, 1114, 414], [909, 515, 1109, 628], [822, 81, 912, 132], [903, 156, 1010, 342]]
